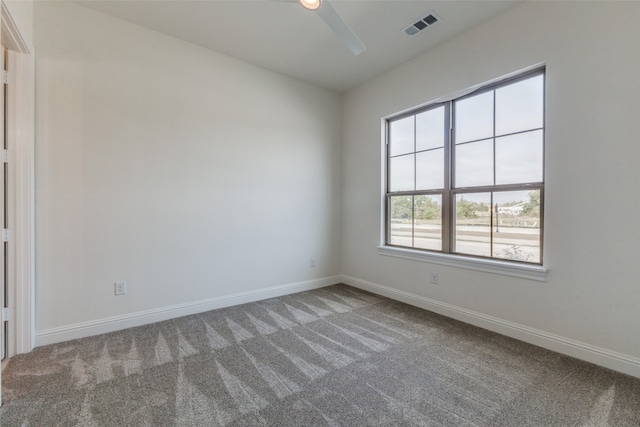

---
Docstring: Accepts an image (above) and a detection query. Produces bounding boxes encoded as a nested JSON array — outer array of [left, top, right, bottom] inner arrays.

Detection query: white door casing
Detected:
[[0, 0, 35, 406]]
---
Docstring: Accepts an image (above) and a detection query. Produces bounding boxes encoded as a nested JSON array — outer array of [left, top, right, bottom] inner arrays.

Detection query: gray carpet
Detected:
[[1, 284, 639, 426]]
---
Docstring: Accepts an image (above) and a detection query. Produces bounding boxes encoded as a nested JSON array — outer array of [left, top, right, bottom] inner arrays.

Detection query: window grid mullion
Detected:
[[413, 116, 418, 196], [385, 121, 390, 245], [454, 127, 543, 146], [411, 115, 418, 248], [443, 102, 452, 254], [491, 90, 496, 258]]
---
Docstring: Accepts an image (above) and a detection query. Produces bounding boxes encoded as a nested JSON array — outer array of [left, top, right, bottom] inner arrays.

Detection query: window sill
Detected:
[[377, 246, 547, 282]]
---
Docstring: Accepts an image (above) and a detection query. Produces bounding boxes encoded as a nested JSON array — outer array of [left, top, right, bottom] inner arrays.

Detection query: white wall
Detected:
[[34, 2, 342, 338], [342, 1, 640, 374], [31, 0, 640, 377]]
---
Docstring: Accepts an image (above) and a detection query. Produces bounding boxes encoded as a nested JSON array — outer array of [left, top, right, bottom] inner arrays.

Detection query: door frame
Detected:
[[1, 1, 35, 359]]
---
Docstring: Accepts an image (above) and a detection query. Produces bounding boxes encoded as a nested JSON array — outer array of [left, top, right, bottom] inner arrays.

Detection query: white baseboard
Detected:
[[341, 275, 640, 379], [35, 276, 341, 347]]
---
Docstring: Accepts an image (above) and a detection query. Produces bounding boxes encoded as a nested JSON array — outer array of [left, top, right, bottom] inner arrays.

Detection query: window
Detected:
[[386, 69, 544, 265]]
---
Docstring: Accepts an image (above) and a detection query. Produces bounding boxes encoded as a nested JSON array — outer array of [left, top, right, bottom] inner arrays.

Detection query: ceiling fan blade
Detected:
[[316, 1, 366, 55]]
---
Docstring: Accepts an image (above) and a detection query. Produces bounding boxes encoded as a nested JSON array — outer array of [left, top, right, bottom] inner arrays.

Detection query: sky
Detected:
[[388, 74, 544, 195]]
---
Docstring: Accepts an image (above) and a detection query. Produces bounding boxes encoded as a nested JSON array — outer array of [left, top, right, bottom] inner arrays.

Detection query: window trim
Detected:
[[382, 68, 546, 272], [377, 245, 548, 281]]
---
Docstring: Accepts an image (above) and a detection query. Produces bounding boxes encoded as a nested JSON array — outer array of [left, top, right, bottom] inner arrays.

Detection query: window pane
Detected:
[[416, 107, 445, 151], [454, 193, 491, 257], [389, 116, 414, 157], [389, 196, 413, 247], [496, 75, 544, 136], [414, 195, 442, 251], [495, 130, 543, 185], [416, 148, 444, 190], [493, 190, 541, 263], [455, 140, 493, 188], [455, 91, 493, 143], [389, 154, 414, 192]]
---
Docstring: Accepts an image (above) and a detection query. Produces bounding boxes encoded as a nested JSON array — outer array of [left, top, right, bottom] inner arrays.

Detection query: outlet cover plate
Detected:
[[115, 281, 127, 296]]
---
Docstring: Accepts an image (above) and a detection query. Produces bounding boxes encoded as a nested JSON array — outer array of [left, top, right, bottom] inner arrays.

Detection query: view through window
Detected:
[[386, 69, 544, 264]]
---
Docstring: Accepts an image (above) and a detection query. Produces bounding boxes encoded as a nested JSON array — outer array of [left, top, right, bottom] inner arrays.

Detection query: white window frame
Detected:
[[380, 68, 547, 281]]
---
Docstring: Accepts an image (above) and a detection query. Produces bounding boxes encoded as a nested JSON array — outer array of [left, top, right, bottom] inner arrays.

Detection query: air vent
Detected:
[[403, 12, 440, 37]]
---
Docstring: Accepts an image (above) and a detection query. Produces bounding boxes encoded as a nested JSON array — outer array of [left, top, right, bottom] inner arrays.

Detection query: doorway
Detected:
[[0, 46, 5, 363], [0, 0, 35, 405]]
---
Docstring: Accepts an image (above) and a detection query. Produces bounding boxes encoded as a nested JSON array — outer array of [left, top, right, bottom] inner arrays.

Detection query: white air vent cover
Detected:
[[403, 12, 440, 37]]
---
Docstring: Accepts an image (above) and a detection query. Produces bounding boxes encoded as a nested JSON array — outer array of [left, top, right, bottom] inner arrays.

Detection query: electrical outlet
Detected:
[[310, 258, 317, 268], [430, 272, 439, 285], [114, 281, 127, 296]]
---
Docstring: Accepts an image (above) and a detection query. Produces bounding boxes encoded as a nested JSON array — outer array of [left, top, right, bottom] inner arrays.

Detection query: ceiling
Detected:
[[74, 0, 521, 93]]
